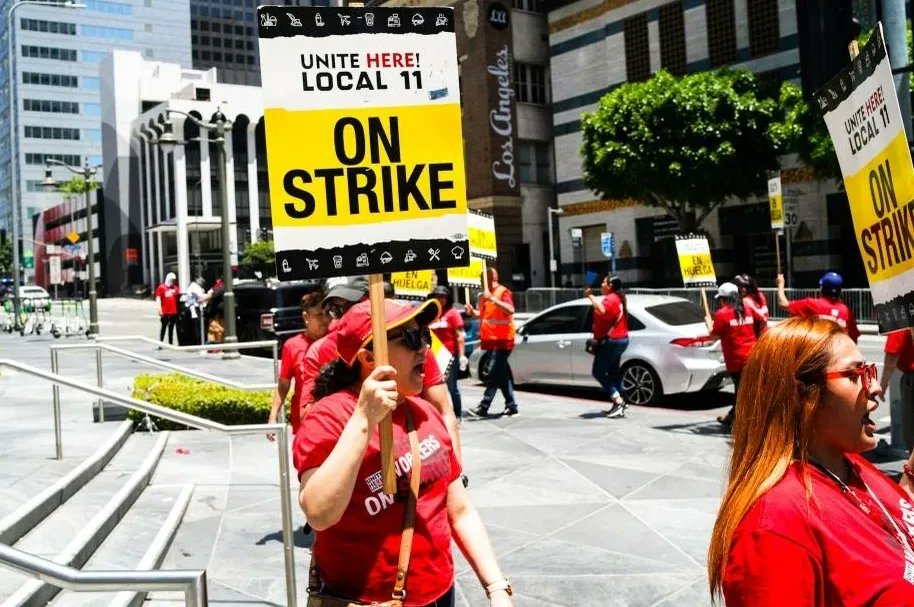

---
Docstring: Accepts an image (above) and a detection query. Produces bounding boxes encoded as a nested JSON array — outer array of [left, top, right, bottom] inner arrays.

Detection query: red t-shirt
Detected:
[[299, 333, 445, 409], [788, 297, 860, 343], [294, 391, 461, 606], [279, 333, 313, 431], [723, 454, 914, 606], [592, 293, 628, 339], [712, 304, 758, 373], [428, 307, 464, 356], [886, 329, 914, 373], [743, 296, 769, 335], [155, 283, 180, 315]]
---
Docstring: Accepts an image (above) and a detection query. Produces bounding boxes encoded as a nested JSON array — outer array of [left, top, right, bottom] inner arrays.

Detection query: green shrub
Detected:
[[130, 372, 273, 430]]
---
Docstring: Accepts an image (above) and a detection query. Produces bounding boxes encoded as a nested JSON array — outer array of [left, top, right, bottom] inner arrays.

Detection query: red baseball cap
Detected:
[[336, 298, 442, 366]]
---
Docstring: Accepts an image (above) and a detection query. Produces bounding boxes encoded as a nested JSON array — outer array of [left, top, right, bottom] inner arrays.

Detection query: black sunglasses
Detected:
[[367, 326, 431, 352], [324, 301, 351, 320]]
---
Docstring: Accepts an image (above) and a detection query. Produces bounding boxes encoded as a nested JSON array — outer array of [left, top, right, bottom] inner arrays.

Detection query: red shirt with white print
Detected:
[[723, 454, 914, 606], [294, 390, 462, 606], [788, 297, 860, 342], [712, 303, 759, 373], [278, 333, 314, 432], [155, 283, 179, 315]]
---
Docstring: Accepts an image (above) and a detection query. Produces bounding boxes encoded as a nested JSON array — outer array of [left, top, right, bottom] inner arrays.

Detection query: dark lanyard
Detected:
[[809, 459, 914, 552]]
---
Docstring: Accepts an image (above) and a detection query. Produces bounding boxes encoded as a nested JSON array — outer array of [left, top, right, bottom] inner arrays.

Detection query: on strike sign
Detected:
[[816, 24, 914, 332], [257, 6, 469, 280]]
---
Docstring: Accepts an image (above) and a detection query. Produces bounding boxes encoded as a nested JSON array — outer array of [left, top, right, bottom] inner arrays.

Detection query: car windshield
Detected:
[[644, 301, 705, 326]]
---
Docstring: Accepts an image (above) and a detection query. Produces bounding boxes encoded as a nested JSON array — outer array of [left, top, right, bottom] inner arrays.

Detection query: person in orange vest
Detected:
[[466, 267, 518, 417]]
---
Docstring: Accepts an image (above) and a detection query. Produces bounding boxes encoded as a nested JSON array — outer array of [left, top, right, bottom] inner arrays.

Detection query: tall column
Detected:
[[223, 136, 238, 266], [172, 139, 191, 290], [883, 0, 911, 140], [141, 136, 153, 287], [199, 128, 213, 217], [151, 145, 163, 287], [156, 231, 164, 287], [163, 148, 173, 220], [246, 122, 260, 242]]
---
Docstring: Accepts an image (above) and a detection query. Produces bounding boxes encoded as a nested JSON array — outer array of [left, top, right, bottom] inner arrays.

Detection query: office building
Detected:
[[0, 0, 191, 287]]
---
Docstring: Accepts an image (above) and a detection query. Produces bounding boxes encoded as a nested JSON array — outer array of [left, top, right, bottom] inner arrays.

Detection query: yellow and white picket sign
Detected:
[[391, 269, 435, 300], [447, 257, 484, 288], [768, 173, 784, 231], [257, 6, 469, 280], [429, 331, 453, 377], [816, 24, 914, 333], [674, 235, 716, 288], [468, 210, 497, 261]]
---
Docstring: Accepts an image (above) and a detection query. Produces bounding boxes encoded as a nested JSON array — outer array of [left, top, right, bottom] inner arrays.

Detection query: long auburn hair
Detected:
[[707, 317, 845, 601]]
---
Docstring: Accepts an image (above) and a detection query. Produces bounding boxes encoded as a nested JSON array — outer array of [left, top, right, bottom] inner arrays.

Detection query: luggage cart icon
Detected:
[[287, 13, 302, 26]]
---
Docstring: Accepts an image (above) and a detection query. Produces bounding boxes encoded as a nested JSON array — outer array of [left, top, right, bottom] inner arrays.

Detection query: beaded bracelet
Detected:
[[903, 464, 914, 482]]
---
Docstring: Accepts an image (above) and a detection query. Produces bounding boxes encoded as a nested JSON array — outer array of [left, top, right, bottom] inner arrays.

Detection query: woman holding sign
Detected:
[[586, 275, 629, 418], [709, 317, 914, 606], [295, 298, 513, 607]]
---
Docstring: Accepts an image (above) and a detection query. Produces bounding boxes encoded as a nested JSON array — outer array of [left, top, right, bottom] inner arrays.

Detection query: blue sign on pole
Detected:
[[600, 232, 614, 258]]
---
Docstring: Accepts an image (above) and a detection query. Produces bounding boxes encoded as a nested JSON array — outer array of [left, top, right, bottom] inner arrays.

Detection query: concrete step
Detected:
[[0, 432, 169, 606], [48, 483, 194, 607]]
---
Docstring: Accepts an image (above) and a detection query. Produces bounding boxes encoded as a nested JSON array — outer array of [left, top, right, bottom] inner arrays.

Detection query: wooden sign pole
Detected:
[[775, 230, 783, 275], [368, 274, 396, 494], [700, 287, 711, 318], [464, 286, 470, 305], [482, 260, 489, 293]]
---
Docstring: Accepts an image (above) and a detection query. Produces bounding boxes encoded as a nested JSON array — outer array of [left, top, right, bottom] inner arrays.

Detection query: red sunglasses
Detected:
[[823, 363, 878, 396]]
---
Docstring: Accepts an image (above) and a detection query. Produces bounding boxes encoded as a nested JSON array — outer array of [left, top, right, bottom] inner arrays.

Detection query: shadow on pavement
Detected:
[[256, 526, 314, 549], [652, 420, 734, 438], [509, 383, 735, 412]]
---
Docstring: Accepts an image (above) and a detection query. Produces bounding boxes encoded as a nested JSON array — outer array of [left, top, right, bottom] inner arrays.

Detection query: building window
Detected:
[[20, 18, 76, 35], [81, 50, 108, 63], [518, 140, 552, 184], [81, 24, 134, 41], [512, 0, 542, 12], [85, 0, 132, 15], [658, 2, 686, 75], [25, 153, 82, 166], [624, 13, 650, 82], [514, 63, 549, 105], [24, 126, 80, 140], [707, 0, 736, 67], [82, 103, 101, 116], [23, 98, 79, 113], [747, 0, 780, 58], [21, 45, 77, 61], [85, 129, 102, 143], [21, 71, 78, 87], [82, 76, 100, 90]]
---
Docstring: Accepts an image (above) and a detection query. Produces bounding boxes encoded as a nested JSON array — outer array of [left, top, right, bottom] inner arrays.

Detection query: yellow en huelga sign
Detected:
[[447, 257, 484, 287], [768, 175, 783, 230], [468, 211, 497, 261], [675, 236, 716, 287], [391, 269, 435, 300]]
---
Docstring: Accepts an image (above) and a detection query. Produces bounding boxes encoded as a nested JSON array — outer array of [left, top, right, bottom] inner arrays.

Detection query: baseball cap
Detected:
[[322, 275, 369, 305], [819, 272, 843, 296], [336, 298, 441, 366], [715, 282, 739, 299]]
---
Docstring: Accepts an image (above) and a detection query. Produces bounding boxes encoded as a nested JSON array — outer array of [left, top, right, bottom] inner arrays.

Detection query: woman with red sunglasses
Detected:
[[709, 317, 914, 606]]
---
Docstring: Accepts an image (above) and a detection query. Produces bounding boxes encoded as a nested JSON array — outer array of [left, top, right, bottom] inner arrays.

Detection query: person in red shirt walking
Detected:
[[709, 317, 914, 606], [586, 275, 629, 418], [267, 288, 329, 440], [154, 272, 180, 345], [295, 299, 514, 607], [706, 282, 761, 430], [428, 285, 467, 420], [733, 273, 768, 333], [880, 328, 914, 451], [777, 271, 860, 342]]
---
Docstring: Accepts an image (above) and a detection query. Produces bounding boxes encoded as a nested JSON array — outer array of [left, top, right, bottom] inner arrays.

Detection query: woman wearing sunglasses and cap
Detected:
[[709, 317, 914, 606], [294, 299, 513, 607]]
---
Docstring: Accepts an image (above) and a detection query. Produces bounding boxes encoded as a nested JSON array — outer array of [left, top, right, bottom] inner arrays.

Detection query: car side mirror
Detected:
[[518, 326, 528, 340]]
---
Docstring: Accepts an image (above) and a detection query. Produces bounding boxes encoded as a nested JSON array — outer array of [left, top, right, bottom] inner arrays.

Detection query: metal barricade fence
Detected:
[[520, 287, 878, 323]]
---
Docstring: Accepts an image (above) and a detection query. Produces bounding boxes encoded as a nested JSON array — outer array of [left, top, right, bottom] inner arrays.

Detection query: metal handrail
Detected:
[[0, 544, 207, 607], [0, 359, 298, 607], [92, 335, 280, 381]]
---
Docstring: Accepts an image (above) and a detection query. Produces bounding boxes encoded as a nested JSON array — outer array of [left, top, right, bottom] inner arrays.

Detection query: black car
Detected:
[[231, 280, 323, 356]]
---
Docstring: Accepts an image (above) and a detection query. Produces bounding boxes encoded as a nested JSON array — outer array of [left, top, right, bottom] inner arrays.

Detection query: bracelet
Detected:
[[904, 464, 914, 482], [484, 578, 512, 598]]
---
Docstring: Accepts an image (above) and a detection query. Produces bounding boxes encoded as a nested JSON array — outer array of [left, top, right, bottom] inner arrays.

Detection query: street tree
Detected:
[[580, 69, 801, 232], [239, 239, 275, 278], [0, 237, 11, 274]]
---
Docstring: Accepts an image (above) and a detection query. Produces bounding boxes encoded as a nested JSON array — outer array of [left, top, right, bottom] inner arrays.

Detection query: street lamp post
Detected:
[[155, 108, 239, 359], [5, 0, 84, 329], [42, 159, 100, 335], [547, 207, 564, 288]]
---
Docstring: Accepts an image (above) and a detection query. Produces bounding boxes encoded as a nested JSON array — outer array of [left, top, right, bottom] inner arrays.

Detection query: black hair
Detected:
[[312, 359, 361, 402], [300, 289, 324, 311], [429, 286, 454, 311], [607, 275, 626, 312]]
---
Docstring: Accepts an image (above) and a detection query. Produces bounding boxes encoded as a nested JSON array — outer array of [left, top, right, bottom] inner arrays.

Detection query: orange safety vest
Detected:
[[479, 285, 516, 346]]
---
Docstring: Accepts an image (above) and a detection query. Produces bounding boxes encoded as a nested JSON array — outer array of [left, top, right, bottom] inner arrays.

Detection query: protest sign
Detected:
[[468, 210, 497, 261], [815, 24, 914, 332], [391, 269, 435, 299], [768, 173, 783, 231], [447, 257, 484, 287], [674, 235, 716, 288], [429, 331, 453, 377], [258, 5, 469, 281]]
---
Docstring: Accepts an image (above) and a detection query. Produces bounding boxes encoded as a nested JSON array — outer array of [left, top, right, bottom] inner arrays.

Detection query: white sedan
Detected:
[[468, 295, 728, 405]]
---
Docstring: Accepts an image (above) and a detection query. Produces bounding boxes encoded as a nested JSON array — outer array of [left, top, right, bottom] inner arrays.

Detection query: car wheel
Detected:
[[477, 351, 492, 383], [621, 361, 663, 405]]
